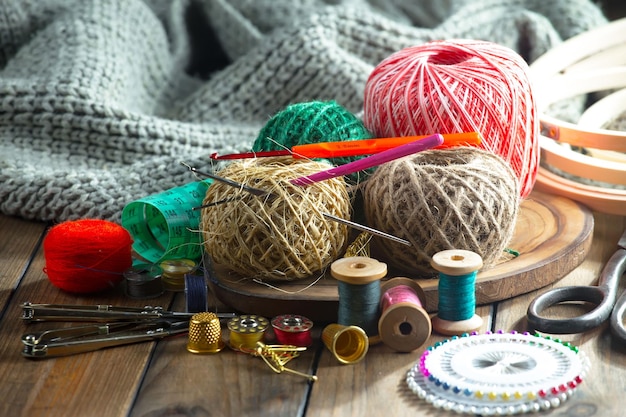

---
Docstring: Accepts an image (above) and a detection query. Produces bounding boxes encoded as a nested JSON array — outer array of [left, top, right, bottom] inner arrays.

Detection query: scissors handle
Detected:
[[611, 291, 626, 343], [526, 285, 612, 334], [527, 248, 626, 335], [610, 248, 626, 342]]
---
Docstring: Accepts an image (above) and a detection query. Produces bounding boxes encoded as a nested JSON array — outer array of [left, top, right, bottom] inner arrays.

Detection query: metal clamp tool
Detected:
[[22, 320, 189, 358], [21, 302, 235, 323], [20, 302, 236, 358]]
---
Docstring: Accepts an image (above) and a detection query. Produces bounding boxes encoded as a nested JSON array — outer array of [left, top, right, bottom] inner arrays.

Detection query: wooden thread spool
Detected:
[[431, 250, 483, 336], [331, 256, 387, 340], [378, 277, 432, 352]]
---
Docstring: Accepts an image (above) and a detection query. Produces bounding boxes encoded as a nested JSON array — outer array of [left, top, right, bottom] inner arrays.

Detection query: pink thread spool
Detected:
[[378, 277, 431, 352], [363, 39, 539, 199]]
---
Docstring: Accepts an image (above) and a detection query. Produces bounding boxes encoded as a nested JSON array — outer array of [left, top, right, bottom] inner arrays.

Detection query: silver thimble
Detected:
[[187, 312, 225, 354]]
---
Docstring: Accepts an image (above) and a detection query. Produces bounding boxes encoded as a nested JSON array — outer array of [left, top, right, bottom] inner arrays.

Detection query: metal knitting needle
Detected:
[[194, 197, 244, 209], [322, 213, 411, 247], [180, 161, 274, 199], [183, 163, 410, 246]]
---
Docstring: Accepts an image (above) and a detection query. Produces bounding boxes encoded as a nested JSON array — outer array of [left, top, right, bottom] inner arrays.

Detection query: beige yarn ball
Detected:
[[363, 147, 520, 276], [201, 157, 351, 281]]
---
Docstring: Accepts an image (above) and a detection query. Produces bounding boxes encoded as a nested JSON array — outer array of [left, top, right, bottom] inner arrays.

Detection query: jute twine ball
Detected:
[[201, 157, 351, 281], [363, 39, 538, 198], [362, 148, 519, 276]]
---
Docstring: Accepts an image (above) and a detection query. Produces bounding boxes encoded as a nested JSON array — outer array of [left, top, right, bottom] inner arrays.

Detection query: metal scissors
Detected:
[[527, 228, 626, 343]]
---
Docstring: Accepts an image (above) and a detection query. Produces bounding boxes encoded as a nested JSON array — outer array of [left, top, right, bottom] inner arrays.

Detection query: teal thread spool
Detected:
[[431, 250, 484, 336], [331, 256, 387, 342], [253, 101, 373, 182]]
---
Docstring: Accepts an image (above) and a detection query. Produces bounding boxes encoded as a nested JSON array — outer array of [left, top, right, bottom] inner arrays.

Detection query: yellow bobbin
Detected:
[[187, 312, 225, 354], [160, 258, 197, 292], [227, 315, 269, 351], [378, 277, 432, 352], [322, 323, 369, 365], [430, 249, 484, 336]]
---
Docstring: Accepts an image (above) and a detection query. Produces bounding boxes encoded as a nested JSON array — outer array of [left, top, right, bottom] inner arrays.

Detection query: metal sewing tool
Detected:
[[255, 341, 317, 381], [180, 161, 276, 200], [184, 164, 411, 246], [21, 320, 189, 358], [21, 302, 236, 323], [20, 303, 237, 358], [527, 228, 626, 342]]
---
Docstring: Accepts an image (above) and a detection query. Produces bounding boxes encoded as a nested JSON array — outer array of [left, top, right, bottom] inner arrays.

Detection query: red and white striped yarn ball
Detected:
[[363, 39, 539, 198]]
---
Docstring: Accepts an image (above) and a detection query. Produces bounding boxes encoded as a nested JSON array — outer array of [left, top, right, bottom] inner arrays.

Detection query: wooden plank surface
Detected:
[[129, 296, 318, 417], [492, 211, 626, 417], [307, 305, 492, 417], [0, 216, 177, 417], [0, 208, 624, 417], [0, 216, 47, 308]]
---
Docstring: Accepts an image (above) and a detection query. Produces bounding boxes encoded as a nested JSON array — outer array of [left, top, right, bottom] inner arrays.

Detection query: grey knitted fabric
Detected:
[[0, 0, 608, 222]]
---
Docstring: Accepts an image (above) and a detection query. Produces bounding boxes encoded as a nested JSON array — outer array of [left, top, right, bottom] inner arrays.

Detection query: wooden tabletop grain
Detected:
[[1, 206, 625, 417]]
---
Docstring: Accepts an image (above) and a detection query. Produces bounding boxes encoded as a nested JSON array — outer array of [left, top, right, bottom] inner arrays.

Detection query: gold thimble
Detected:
[[322, 323, 369, 364], [187, 312, 225, 354]]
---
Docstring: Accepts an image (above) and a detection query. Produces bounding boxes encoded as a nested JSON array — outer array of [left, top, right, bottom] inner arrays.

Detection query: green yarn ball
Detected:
[[253, 101, 373, 182]]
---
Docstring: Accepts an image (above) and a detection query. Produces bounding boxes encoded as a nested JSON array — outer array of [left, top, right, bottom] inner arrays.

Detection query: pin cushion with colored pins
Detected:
[[405, 331, 590, 415]]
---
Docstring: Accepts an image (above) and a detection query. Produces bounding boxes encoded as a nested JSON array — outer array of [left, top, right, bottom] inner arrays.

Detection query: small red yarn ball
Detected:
[[43, 219, 133, 294]]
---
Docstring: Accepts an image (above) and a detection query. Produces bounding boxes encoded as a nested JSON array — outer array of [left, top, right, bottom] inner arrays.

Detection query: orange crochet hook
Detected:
[[210, 132, 481, 160]]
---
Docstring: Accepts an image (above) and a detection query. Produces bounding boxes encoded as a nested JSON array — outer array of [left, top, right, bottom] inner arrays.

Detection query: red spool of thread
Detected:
[[271, 314, 314, 347], [363, 39, 539, 198], [43, 219, 133, 293]]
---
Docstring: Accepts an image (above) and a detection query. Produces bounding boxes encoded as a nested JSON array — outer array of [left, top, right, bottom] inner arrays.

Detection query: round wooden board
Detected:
[[205, 191, 594, 322]]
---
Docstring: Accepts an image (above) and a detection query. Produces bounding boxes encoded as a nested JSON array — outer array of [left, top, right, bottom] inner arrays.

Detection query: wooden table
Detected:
[[1, 206, 625, 417]]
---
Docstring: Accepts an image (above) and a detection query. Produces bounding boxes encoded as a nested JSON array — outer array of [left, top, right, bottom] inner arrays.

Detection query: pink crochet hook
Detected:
[[290, 133, 444, 186]]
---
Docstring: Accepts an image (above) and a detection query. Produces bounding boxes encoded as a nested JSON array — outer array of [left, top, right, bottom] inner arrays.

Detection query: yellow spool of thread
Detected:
[[227, 315, 270, 352], [160, 258, 197, 292]]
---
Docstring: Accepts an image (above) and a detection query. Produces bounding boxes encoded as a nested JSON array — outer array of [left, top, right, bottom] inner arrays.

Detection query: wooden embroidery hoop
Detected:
[[530, 17, 626, 215]]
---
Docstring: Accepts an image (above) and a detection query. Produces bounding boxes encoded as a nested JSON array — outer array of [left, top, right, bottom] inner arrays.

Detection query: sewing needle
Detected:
[[322, 213, 411, 247], [183, 164, 410, 246]]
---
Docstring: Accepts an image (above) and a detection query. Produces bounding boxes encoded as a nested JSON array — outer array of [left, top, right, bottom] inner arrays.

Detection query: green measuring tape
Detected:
[[121, 180, 212, 264]]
